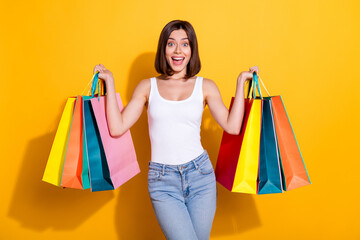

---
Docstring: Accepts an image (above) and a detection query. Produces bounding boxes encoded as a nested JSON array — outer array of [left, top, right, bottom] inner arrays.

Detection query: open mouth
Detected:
[[171, 57, 185, 66]]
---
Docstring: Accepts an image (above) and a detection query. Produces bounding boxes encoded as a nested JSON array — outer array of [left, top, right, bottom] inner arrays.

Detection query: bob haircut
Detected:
[[155, 20, 201, 79]]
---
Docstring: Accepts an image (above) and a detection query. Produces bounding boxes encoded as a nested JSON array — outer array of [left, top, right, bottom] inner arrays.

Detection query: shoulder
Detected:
[[202, 77, 219, 94], [137, 78, 151, 89], [133, 78, 151, 99], [202, 77, 216, 87], [135, 78, 152, 91], [201, 77, 222, 104]]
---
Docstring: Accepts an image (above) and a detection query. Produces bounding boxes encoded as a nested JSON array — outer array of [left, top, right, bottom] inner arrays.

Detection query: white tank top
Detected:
[[147, 76, 205, 165]]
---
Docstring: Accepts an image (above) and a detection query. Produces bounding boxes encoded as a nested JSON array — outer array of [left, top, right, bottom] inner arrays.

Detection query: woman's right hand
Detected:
[[93, 64, 114, 83], [237, 66, 260, 84]]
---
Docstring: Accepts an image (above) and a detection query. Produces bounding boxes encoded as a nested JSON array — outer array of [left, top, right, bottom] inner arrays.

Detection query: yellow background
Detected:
[[1, 0, 359, 239]]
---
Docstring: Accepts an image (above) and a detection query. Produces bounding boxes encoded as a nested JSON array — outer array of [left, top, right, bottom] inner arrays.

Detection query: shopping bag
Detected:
[[90, 94, 140, 189], [216, 72, 310, 194], [44, 71, 140, 192], [59, 78, 102, 190], [81, 108, 91, 190], [256, 75, 311, 191], [43, 97, 76, 186], [83, 85, 114, 192], [257, 96, 283, 194], [79, 74, 103, 190], [83, 72, 140, 192], [270, 95, 311, 191], [216, 76, 263, 194], [60, 96, 84, 189], [215, 98, 253, 191]]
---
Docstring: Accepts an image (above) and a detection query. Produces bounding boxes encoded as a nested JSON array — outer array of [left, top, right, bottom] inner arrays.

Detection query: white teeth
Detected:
[[173, 57, 184, 60]]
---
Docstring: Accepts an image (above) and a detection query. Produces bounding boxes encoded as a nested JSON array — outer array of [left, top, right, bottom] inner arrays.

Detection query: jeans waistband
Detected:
[[148, 150, 209, 173]]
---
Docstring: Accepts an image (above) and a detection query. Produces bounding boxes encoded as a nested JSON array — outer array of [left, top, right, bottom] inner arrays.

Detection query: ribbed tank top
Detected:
[[147, 76, 204, 165]]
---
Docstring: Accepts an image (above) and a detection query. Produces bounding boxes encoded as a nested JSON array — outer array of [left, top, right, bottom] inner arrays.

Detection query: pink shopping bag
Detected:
[[90, 93, 140, 189]]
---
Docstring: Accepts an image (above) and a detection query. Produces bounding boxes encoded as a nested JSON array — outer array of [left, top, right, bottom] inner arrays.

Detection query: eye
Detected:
[[168, 42, 174, 47], [183, 42, 189, 47]]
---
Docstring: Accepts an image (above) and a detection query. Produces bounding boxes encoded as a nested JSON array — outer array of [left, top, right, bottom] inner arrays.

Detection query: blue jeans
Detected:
[[148, 150, 217, 240]]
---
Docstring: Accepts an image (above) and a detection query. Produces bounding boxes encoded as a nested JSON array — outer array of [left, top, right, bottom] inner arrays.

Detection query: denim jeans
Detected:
[[148, 150, 217, 240]]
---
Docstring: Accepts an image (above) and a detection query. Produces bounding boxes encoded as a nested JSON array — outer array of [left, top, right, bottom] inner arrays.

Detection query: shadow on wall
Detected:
[[201, 109, 262, 237], [114, 52, 164, 240], [114, 52, 261, 240], [7, 124, 114, 231]]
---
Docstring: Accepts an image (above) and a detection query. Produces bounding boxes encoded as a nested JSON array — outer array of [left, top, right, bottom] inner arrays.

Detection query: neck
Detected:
[[163, 68, 188, 80]]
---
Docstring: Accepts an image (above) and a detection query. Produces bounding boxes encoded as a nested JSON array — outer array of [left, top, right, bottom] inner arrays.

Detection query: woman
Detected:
[[93, 20, 259, 240]]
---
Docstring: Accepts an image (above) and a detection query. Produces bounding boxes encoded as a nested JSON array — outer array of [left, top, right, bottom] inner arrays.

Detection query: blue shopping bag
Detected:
[[257, 96, 283, 194], [81, 96, 91, 190], [82, 73, 114, 192]]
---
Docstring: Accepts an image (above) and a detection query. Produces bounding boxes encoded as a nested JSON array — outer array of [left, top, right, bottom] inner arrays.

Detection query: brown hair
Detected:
[[155, 20, 201, 79]]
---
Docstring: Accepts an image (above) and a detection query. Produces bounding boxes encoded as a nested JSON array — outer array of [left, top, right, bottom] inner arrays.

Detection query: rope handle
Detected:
[[80, 71, 106, 100], [247, 72, 271, 99], [257, 74, 271, 97], [248, 72, 263, 100]]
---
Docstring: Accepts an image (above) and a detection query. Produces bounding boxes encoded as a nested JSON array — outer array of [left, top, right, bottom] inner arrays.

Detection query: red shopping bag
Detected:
[[215, 77, 262, 194]]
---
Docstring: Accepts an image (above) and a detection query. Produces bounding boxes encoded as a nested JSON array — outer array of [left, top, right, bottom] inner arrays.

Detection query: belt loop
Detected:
[[162, 164, 165, 176], [192, 160, 198, 169]]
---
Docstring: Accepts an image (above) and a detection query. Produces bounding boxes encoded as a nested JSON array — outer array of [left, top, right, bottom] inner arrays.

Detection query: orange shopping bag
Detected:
[[270, 95, 311, 190], [60, 96, 84, 189]]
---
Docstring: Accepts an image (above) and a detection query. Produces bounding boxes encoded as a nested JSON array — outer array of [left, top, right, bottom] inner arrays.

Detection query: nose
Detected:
[[175, 44, 181, 53]]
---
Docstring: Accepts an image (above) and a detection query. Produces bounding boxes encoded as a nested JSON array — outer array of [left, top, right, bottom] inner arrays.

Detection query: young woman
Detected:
[[93, 20, 259, 240]]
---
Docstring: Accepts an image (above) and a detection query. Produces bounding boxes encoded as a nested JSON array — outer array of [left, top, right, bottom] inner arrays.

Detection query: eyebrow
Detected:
[[168, 38, 189, 40]]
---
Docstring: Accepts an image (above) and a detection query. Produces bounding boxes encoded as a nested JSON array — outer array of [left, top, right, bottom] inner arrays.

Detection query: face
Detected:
[[165, 29, 191, 74]]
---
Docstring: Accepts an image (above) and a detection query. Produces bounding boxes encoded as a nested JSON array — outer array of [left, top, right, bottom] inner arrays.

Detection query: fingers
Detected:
[[249, 66, 259, 75], [93, 64, 107, 74], [99, 64, 107, 72], [93, 65, 100, 74]]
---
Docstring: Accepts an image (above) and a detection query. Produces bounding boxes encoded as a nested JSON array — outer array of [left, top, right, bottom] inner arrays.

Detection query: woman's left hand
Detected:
[[237, 66, 260, 83]]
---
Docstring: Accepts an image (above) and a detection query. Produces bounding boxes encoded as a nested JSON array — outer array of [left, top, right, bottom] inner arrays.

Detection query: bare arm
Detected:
[[94, 64, 149, 137], [205, 66, 259, 135]]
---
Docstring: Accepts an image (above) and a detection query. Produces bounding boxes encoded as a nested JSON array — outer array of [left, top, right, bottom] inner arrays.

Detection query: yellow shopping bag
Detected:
[[42, 98, 76, 186], [232, 75, 263, 194]]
